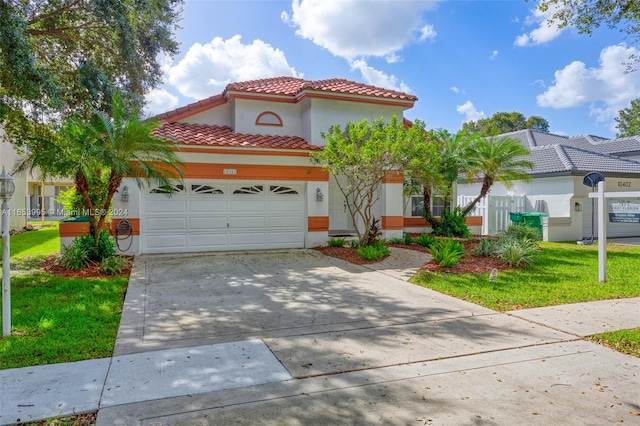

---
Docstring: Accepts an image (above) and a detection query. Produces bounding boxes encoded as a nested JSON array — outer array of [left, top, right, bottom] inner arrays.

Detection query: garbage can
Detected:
[[521, 212, 546, 239], [509, 212, 524, 224]]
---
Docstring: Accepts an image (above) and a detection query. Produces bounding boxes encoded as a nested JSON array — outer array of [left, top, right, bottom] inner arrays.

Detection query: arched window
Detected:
[[255, 111, 283, 127]]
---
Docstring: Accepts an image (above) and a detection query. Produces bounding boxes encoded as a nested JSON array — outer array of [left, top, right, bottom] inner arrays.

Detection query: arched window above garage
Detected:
[[255, 111, 283, 127]]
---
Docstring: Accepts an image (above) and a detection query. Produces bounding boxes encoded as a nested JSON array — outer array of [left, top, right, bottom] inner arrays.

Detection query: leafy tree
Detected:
[[0, 0, 183, 147], [462, 112, 549, 136], [461, 136, 534, 215], [615, 98, 640, 137], [537, 0, 640, 68], [312, 116, 429, 245], [14, 93, 184, 245]]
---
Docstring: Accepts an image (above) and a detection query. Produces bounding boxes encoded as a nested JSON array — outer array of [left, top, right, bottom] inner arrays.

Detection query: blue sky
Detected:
[[145, 0, 640, 139]]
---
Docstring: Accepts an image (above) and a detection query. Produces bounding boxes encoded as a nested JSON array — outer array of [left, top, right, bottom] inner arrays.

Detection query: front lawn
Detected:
[[589, 328, 640, 358], [0, 223, 129, 370], [411, 241, 640, 311]]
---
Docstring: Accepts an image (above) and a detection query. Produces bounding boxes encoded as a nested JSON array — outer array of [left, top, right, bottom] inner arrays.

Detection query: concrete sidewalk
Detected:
[[1, 249, 639, 425]]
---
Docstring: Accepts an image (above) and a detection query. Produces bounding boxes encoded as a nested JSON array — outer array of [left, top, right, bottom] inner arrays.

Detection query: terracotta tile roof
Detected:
[[226, 77, 418, 101], [153, 122, 321, 151]]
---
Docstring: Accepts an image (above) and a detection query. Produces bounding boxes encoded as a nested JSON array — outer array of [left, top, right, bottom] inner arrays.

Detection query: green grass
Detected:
[[0, 223, 129, 369], [2, 223, 61, 270], [0, 273, 128, 369], [411, 242, 640, 311], [588, 328, 640, 358]]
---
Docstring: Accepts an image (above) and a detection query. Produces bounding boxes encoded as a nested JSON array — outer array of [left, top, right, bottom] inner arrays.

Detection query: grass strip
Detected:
[[411, 242, 640, 311]]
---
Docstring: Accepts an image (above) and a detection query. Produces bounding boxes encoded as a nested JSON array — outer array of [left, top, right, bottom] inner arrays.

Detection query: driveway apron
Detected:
[[93, 249, 640, 425]]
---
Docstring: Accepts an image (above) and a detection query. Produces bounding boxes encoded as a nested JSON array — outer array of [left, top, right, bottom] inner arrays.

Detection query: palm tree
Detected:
[[15, 93, 184, 245], [416, 129, 475, 224], [461, 136, 533, 216]]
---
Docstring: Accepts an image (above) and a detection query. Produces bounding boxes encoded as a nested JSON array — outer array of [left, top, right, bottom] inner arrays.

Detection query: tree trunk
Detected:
[[422, 186, 438, 227], [75, 172, 97, 240], [462, 176, 492, 216]]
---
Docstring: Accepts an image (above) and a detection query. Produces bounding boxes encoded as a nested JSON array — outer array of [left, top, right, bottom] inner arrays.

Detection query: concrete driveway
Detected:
[[97, 249, 640, 425]]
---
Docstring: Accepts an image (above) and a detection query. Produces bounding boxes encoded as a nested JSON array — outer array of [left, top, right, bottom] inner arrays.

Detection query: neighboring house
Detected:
[[456, 129, 640, 241], [107, 77, 419, 255], [0, 131, 74, 230]]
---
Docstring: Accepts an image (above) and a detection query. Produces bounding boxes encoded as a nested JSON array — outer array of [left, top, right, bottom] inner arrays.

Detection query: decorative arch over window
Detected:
[[150, 184, 185, 194], [233, 185, 264, 195], [191, 184, 224, 195], [255, 111, 283, 127], [270, 185, 299, 195]]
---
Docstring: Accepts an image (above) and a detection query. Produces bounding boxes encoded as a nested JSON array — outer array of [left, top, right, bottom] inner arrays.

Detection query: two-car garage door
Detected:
[[141, 180, 305, 253]]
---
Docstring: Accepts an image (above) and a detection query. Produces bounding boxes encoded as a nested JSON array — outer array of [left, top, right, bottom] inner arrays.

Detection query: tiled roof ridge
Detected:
[[532, 144, 574, 170], [561, 144, 640, 165], [226, 76, 417, 100]]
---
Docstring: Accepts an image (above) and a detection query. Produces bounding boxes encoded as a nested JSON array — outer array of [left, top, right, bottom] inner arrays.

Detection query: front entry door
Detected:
[[328, 175, 354, 232]]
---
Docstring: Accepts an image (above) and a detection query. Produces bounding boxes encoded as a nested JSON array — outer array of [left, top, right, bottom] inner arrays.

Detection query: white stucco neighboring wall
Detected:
[[0, 138, 28, 230], [306, 181, 328, 247]]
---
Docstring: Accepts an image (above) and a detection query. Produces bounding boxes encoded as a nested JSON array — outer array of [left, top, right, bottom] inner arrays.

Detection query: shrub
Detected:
[[414, 233, 436, 248], [363, 216, 382, 246], [388, 237, 404, 244], [501, 223, 541, 241], [430, 238, 465, 267], [328, 237, 347, 247], [75, 230, 116, 261], [404, 233, 413, 245], [349, 240, 360, 249], [57, 244, 91, 271], [100, 255, 131, 275], [474, 238, 498, 257], [357, 244, 390, 261], [432, 207, 471, 238], [495, 238, 540, 267]]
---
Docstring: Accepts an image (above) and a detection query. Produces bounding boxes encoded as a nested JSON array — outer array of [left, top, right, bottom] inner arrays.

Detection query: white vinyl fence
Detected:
[[458, 195, 526, 235]]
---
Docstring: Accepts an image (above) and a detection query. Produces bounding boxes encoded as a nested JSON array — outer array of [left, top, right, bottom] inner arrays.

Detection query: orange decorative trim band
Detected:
[[255, 111, 283, 127], [110, 218, 141, 236], [382, 216, 404, 230], [403, 216, 482, 227], [181, 163, 329, 181], [308, 216, 329, 232], [59, 221, 108, 237], [403, 217, 428, 227], [465, 216, 482, 226], [382, 171, 404, 184]]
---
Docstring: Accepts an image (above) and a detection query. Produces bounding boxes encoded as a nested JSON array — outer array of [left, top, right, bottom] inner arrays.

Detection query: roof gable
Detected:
[[155, 77, 417, 122]]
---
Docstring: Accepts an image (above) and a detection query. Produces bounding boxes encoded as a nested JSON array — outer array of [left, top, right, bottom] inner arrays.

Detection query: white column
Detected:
[[597, 181, 606, 282], [2, 200, 10, 336]]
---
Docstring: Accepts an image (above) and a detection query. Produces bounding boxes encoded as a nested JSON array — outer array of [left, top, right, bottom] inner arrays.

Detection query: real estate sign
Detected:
[[608, 200, 640, 223]]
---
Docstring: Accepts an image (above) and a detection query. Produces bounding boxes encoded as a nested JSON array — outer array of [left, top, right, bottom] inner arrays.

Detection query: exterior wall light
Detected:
[[121, 185, 129, 202], [575, 202, 582, 212], [316, 188, 324, 202]]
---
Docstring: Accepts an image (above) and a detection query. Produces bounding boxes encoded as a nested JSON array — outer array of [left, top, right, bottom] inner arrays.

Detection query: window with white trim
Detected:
[[410, 193, 445, 217]]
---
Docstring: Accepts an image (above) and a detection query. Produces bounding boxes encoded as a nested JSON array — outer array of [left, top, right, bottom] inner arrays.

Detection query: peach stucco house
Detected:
[[95, 77, 440, 255]]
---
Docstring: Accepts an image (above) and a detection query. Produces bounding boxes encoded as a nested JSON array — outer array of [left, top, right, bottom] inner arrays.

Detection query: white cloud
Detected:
[[450, 86, 460, 94], [350, 59, 412, 93], [282, 0, 439, 61], [144, 88, 179, 116], [537, 44, 640, 129], [490, 50, 499, 60], [419, 24, 437, 41], [167, 35, 301, 100], [514, 1, 566, 47], [456, 101, 485, 123]]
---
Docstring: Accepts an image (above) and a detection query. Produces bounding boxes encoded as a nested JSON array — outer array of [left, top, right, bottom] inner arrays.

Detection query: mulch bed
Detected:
[[40, 255, 133, 279], [315, 240, 511, 274]]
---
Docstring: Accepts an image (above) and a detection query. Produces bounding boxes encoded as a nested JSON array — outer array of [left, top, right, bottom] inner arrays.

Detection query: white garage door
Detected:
[[141, 181, 305, 253]]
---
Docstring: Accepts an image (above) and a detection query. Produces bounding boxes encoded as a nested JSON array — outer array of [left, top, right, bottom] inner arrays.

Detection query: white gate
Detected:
[[458, 195, 525, 235]]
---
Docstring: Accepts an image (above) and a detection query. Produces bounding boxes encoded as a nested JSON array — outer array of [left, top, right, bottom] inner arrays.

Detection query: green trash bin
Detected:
[[521, 212, 546, 238], [509, 212, 524, 224]]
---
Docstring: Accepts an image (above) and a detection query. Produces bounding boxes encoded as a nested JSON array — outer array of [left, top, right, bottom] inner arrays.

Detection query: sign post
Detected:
[[588, 182, 640, 283]]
